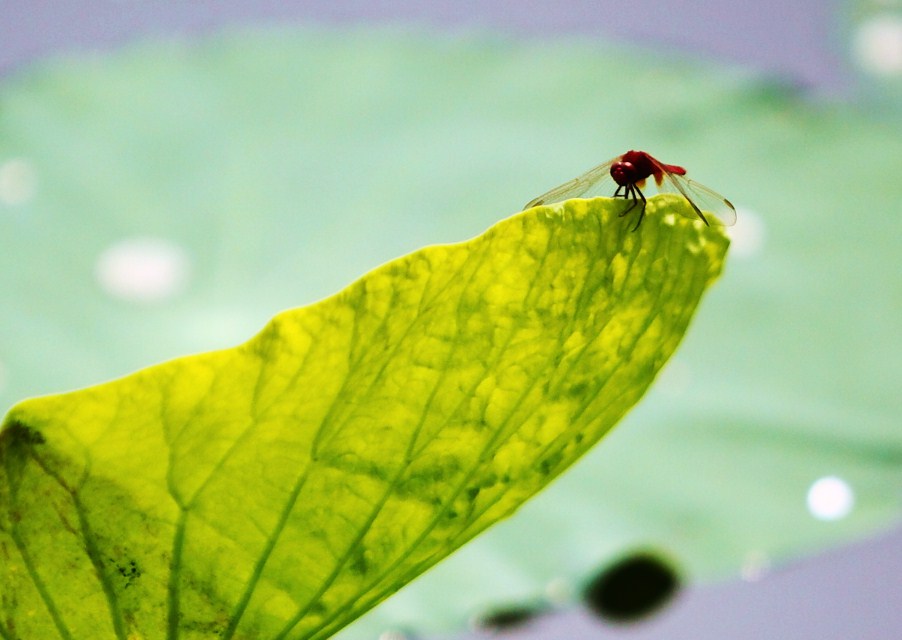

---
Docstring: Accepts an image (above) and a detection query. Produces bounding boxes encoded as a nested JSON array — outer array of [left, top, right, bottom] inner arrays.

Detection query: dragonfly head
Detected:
[[610, 161, 635, 186]]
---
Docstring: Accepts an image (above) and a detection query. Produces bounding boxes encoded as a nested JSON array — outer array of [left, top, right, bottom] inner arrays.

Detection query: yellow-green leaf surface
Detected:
[[0, 197, 726, 640]]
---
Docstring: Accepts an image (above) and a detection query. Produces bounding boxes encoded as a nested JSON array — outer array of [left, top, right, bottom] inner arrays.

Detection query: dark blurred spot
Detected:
[[582, 552, 680, 622], [476, 603, 547, 632]]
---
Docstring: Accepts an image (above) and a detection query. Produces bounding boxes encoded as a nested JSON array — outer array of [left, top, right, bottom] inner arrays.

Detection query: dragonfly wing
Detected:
[[523, 156, 619, 209], [680, 177, 737, 226], [657, 169, 737, 226]]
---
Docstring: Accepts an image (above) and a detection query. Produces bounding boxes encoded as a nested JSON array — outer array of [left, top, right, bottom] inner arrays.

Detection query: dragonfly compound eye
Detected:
[[610, 162, 634, 186]]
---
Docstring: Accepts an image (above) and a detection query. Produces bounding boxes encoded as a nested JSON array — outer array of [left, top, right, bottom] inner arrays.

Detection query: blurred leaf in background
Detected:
[[0, 27, 900, 638]]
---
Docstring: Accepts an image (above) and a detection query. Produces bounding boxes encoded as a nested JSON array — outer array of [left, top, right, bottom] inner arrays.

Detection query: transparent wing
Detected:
[[655, 166, 737, 227], [523, 156, 621, 209]]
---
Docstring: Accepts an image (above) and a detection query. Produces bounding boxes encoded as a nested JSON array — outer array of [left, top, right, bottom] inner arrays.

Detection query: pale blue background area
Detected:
[[3, 3, 899, 640]]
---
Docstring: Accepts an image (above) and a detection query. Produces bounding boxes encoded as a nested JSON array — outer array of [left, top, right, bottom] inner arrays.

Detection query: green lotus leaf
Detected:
[[0, 196, 727, 639]]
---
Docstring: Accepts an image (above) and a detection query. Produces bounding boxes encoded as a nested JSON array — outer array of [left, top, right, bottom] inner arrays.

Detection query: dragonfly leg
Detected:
[[631, 186, 647, 231], [617, 183, 646, 231], [617, 184, 640, 217]]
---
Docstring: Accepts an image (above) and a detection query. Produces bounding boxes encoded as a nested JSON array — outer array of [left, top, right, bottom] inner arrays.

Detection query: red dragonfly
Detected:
[[524, 150, 736, 230]]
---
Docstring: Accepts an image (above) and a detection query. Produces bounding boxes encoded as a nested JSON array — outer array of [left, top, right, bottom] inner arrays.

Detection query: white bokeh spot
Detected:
[[853, 15, 902, 76], [807, 476, 855, 521], [726, 207, 766, 258], [0, 158, 37, 206], [95, 237, 191, 302]]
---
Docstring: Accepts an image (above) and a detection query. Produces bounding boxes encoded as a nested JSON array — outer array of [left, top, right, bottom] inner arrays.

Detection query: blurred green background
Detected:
[[1, 3, 901, 639]]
